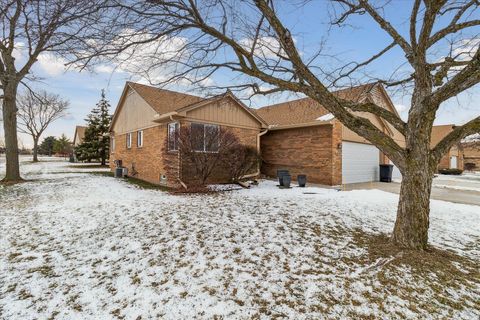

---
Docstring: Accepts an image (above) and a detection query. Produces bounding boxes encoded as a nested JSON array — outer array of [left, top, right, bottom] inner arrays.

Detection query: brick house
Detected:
[[431, 125, 464, 170], [462, 139, 480, 171], [109, 82, 267, 188], [110, 81, 464, 187], [256, 83, 406, 185]]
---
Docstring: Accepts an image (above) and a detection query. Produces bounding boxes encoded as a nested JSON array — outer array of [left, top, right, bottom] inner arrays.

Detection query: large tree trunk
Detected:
[[32, 137, 39, 162], [392, 163, 435, 249], [391, 92, 436, 249], [1, 83, 21, 182]]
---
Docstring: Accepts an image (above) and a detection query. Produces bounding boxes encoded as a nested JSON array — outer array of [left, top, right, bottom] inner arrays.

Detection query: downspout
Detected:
[[240, 126, 270, 180], [170, 115, 188, 190]]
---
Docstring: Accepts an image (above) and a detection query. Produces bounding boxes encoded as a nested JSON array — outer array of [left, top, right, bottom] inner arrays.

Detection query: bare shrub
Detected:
[[177, 123, 239, 185], [223, 144, 261, 182]]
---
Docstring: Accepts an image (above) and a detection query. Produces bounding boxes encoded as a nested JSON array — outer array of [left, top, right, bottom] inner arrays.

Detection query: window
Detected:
[[168, 122, 179, 151], [137, 130, 143, 147], [111, 137, 115, 152], [191, 123, 219, 152], [126, 132, 132, 149]]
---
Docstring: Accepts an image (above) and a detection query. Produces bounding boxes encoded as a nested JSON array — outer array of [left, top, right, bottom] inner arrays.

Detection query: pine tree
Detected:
[[74, 90, 112, 165], [53, 134, 72, 158], [38, 136, 57, 156]]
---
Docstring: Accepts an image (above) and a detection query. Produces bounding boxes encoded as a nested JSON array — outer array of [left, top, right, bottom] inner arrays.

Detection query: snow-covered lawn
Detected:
[[1, 158, 479, 319]]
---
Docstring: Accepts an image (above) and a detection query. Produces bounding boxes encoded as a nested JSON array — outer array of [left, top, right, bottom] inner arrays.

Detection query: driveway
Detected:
[[344, 173, 480, 206]]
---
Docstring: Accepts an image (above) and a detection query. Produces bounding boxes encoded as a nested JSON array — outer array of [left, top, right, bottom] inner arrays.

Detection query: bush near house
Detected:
[[438, 168, 463, 175]]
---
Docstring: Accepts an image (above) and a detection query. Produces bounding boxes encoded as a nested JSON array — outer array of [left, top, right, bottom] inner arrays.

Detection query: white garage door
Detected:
[[390, 160, 402, 180], [342, 142, 380, 184]]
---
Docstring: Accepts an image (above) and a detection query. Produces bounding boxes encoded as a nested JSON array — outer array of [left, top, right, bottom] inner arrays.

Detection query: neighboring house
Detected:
[[256, 83, 405, 185], [72, 126, 87, 162], [431, 125, 464, 171], [462, 140, 480, 171], [73, 126, 86, 147], [109, 82, 267, 188]]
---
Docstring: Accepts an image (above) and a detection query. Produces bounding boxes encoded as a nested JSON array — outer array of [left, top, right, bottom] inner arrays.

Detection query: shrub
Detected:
[[223, 145, 261, 182], [464, 163, 476, 171], [438, 168, 463, 175]]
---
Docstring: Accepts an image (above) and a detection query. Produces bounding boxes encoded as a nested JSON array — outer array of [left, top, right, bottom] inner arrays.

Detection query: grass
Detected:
[[87, 171, 170, 191]]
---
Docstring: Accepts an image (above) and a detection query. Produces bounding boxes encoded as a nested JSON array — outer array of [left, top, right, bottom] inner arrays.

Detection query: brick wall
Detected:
[[180, 122, 260, 184], [110, 121, 260, 188], [260, 124, 341, 185], [110, 124, 181, 188]]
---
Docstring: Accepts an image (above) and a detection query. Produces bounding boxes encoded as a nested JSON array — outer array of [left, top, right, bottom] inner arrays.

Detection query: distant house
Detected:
[[109, 82, 267, 188], [462, 139, 480, 171], [73, 126, 86, 147], [431, 125, 464, 171], [256, 83, 405, 185]]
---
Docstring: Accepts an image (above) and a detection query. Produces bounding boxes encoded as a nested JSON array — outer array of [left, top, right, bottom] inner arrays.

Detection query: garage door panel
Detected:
[[342, 142, 380, 184]]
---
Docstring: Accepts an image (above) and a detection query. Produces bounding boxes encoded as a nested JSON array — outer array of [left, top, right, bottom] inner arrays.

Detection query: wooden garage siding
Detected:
[[261, 123, 342, 185], [112, 88, 158, 135], [186, 97, 261, 129]]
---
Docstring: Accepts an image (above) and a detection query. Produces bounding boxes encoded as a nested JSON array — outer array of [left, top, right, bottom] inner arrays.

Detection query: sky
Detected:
[[4, 1, 479, 148]]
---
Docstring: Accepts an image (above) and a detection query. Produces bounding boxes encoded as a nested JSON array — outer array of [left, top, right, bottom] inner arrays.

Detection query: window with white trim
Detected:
[[137, 130, 143, 147], [126, 132, 132, 149], [111, 137, 115, 151], [168, 122, 179, 151], [191, 123, 219, 152]]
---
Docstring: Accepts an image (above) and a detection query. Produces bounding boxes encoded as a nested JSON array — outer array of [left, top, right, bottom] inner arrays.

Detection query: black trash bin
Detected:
[[379, 164, 394, 182], [282, 174, 292, 188], [297, 174, 307, 187], [277, 169, 289, 186]]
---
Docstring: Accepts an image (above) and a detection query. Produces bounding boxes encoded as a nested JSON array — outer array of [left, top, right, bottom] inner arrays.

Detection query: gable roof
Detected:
[[431, 124, 456, 148], [127, 82, 203, 114], [73, 126, 86, 144], [111, 82, 267, 130], [174, 90, 268, 127], [255, 83, 379, 126]]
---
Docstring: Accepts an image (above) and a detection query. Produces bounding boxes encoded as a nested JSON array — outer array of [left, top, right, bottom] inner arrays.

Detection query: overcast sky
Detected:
[[4, 1, 479, 148]]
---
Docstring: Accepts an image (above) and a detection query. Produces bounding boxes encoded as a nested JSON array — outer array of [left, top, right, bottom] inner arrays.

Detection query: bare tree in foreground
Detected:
[[0, 0, 109, 182], [17, 90, 69, 162], [94, 0, 480, 249]]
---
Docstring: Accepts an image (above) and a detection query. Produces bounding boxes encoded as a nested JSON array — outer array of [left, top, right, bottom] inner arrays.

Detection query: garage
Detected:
[[342, 142, 380, 184]]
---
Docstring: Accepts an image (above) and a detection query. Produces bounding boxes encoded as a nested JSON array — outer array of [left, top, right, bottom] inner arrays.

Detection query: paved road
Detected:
[[344, 179, 480, 206]]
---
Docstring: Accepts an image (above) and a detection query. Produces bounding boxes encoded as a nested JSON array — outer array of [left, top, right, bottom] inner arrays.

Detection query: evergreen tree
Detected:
[[38, 136, 57, 156], [53, 134, 72, 158], [74, 90, 112, 165]]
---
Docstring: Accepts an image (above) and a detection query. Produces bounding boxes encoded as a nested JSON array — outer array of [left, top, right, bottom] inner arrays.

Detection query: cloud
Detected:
[[394, 103, 409, 113], [37, 53, 67, 76], [239, 36, 286, 59]]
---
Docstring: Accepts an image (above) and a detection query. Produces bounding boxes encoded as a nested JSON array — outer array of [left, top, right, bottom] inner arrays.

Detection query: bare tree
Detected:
[[224, 144, 261, 183], [176, 124, 239, 185], [17, 90, 69, 162], [91, 0, 480, 249], [0, 0, 110, 182]]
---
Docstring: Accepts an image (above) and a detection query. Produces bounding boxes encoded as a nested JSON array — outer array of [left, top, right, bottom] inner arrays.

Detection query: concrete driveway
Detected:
[[344, 173, 480, 206]]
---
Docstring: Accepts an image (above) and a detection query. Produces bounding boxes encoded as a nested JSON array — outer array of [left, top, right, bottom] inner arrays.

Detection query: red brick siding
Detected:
[[260, 124, 341, 185], [110, 125, 181, 188]]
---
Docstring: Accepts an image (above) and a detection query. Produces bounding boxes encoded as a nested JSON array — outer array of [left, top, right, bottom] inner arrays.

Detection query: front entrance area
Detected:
[[342, 142, 380, 184]]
